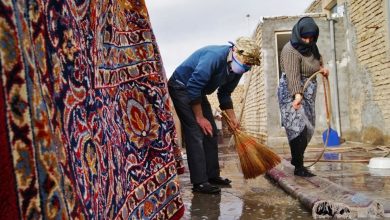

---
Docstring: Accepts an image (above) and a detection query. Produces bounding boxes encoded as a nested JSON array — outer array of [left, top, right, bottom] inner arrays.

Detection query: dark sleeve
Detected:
[[217, 74, 242, 110]]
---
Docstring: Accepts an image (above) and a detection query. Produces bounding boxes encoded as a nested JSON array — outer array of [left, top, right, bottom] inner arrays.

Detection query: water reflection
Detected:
[[185, 183, 312, 220], [219, 191, 243, 219], [237, 189, 312, 220], [181, 151, 313, 220], [323, 152, 341, 160], [190, 193, 222, 220]]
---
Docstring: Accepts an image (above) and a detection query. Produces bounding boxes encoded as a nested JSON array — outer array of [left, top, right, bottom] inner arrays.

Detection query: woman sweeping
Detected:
[[278, 16, 329, 177]]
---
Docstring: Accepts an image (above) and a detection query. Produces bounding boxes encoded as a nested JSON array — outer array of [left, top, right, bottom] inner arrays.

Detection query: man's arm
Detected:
[[218, 75, 242, 129], [224, 108, 239, 130], [192, 103, 213, 136]]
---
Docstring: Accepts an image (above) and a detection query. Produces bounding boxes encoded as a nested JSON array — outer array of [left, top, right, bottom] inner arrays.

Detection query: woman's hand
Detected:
[[292, 99, 302, 110], [292, 93, 302, 110], [319, 67, 329, 77]]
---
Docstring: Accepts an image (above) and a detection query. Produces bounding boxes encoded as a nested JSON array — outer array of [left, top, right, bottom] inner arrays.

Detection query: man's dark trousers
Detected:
[[168, 79, 220, 185]]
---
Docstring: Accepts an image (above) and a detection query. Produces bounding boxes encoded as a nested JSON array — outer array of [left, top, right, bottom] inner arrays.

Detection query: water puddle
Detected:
[[179, 152, 312, 220]]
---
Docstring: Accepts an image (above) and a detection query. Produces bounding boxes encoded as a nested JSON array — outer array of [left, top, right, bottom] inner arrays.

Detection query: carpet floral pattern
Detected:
[[0, 0, 184, 219]]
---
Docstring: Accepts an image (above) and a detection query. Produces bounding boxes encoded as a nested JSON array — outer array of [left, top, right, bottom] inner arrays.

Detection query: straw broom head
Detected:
[[222, 112, 281, 179]]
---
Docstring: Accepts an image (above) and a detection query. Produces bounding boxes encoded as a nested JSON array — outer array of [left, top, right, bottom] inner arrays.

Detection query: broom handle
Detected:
[[221, 111, 239, 132]]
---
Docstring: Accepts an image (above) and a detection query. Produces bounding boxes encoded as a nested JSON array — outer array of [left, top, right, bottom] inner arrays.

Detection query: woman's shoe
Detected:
[[294, 167, 316, 177]]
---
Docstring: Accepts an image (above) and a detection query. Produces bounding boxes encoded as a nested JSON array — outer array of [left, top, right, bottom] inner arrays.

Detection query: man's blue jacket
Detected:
[[170, 45, 242, 110]]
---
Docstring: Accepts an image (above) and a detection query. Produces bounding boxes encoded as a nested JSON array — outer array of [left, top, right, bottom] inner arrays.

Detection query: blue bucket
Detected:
[[322, 128, 340, 147]]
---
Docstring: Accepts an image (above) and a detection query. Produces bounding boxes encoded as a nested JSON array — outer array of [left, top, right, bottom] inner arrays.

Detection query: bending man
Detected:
[[168, 37, 260, 193]]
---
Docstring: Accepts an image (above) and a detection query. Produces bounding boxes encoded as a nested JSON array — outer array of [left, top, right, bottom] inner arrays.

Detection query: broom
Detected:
[[222, 111, 281, 179]]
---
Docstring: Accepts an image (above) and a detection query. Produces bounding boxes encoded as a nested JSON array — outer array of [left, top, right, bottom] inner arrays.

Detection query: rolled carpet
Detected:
[[267, 160, 384, 219]]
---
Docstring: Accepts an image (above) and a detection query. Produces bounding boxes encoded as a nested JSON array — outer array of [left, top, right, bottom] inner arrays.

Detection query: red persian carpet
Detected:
[[0, 0, 185, 219]]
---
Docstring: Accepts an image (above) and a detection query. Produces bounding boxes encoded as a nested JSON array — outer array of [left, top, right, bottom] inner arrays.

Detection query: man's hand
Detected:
[[196, 116, 213, 136], [192, 103, 213, 136], [224, 109, 240, 130]]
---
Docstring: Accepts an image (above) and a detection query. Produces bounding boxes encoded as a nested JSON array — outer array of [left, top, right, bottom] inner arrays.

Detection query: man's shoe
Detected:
[[208, 177, 232, 186], [192, 182, 221, 194], [294, 167, 316, 177]]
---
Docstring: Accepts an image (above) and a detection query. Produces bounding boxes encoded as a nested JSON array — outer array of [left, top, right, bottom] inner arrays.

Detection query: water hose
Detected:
[[303, 71, 331, 168], [301, 73, 389, 165]]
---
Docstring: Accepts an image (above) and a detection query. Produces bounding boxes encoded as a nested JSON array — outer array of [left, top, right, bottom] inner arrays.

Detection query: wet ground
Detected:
[[303, 142, 390, 215], [178, 139, 313, 220], [177, 138, 390, 219]]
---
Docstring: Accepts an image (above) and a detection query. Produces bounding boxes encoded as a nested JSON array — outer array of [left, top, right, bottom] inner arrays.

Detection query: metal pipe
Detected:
[[329, 18, 342, 138]]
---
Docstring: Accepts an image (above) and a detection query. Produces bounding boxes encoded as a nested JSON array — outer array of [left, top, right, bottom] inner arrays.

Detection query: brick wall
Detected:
[[306, 0, 323, 13], [346, 0, 390, 144], [239, 27, 268, 143], [305, 0, 390, 144]]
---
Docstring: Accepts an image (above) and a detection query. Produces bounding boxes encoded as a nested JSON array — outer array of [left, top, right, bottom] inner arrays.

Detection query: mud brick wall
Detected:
[[345, 0, 390, 144], [306, 0, 323, 13], [239, 28, 268, 143], [304, 0, 390, 144]]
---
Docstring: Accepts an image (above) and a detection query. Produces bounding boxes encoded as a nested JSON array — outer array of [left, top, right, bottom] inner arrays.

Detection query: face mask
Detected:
[[231, 54, 251, 74]]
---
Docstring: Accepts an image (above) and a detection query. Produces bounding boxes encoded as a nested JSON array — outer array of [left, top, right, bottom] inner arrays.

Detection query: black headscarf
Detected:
[[290, 17, 320, 60]]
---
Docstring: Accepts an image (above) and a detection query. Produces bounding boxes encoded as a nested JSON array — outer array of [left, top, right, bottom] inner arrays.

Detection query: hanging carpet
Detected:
[[0, 0, 185, 219]]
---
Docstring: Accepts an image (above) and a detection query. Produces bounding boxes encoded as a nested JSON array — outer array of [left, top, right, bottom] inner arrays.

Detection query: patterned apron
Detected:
[[278, 72, 317, 142]]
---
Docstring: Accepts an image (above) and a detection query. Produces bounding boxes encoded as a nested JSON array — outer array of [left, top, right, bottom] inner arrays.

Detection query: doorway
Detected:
[[275, 32, 291, 81]]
